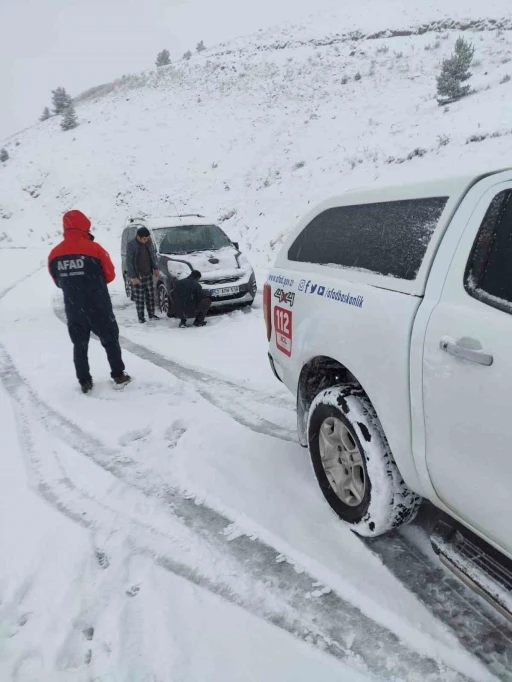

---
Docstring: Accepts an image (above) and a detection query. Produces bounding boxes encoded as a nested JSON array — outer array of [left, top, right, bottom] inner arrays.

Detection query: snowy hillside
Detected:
[[1, 0, 512, 270]]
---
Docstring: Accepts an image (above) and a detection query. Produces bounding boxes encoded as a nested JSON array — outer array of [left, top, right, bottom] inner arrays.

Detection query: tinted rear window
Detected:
[[288, 197, 448, 280]]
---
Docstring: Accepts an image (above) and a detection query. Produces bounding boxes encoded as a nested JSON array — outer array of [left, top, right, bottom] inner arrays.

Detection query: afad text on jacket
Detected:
[[48, 210, 116, 323]]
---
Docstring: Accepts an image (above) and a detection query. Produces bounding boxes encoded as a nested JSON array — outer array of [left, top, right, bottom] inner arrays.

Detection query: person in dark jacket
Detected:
[[48, 209, 130, 393], [169, 270, 211, 327], [126, 227, 160, 323]]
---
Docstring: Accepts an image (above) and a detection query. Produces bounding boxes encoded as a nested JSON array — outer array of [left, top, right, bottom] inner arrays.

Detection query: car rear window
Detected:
[[287, 197, 448, 280]]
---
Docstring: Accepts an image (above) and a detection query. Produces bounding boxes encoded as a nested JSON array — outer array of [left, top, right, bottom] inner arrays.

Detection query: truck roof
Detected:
[[277, 168, 512, 297], [330, 170, 509, 208]]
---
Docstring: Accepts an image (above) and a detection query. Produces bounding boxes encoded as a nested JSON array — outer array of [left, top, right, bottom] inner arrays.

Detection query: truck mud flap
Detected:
[[431, 519, 512, 622]]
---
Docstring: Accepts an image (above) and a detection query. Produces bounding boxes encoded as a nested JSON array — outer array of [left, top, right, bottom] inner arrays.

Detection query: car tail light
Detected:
[[263, 283, 272, 341]]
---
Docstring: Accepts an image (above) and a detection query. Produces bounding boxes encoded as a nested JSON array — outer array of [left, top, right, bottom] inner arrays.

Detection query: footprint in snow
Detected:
[[18, 613, 30, 627], [165, 420, 187, 449], [119, 426, 152, 446], [82, 626, 94, 641], [95, 550, 110, 569], [126, 584, 140, 597]]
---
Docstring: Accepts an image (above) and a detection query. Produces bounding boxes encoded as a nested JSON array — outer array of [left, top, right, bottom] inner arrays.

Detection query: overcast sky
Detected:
[[0, 0, 340, 141]]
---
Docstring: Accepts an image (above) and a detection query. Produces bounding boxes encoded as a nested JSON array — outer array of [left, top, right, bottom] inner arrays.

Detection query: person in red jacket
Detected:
[[48, 210, 131, 393]]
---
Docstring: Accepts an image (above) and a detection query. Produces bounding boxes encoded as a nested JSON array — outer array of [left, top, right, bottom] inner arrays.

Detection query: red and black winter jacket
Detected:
[[48, 210, 116, 322]]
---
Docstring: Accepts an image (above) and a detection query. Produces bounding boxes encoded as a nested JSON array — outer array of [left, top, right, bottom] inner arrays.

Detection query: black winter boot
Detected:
[[80, 378, 93, 394], [113, 372, 132, 386]]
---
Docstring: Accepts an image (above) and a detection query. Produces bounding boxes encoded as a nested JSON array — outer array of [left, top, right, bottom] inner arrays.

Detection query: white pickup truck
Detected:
[[264, 169, 512, 617]]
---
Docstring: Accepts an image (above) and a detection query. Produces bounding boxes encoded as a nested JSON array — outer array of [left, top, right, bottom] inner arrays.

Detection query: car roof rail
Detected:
[[126, 214, 205, 226]]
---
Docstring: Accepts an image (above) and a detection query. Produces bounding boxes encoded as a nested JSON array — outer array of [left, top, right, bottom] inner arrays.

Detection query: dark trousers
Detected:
[[170, 296, 211, 323], [133, 274, 155, 320], [68, 315, 125, 385], [193, 297, 211, 324]]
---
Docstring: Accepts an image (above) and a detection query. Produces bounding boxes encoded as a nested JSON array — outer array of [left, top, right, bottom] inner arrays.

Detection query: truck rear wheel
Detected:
[[308, 385, 421, 537]]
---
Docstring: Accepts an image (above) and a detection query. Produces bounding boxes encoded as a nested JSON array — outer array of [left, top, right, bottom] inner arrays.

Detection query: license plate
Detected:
[[211, 286, 239, 297]]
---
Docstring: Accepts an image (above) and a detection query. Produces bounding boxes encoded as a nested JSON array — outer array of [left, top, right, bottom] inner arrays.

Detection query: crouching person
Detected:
[[48, 209, 131, 393], [169, 270, 211, 328]]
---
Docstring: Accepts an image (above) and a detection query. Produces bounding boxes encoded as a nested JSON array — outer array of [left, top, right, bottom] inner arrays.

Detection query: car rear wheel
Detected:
[[124, 274, 132, 300], [308, 385, 421, 537], [157, 282, 169, 315]]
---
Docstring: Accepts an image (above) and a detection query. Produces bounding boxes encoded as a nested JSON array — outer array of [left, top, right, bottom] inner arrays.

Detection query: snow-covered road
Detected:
[[0, 249, 511, 682]]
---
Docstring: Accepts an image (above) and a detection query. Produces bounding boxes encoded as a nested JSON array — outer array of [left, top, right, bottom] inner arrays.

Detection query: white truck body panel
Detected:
[[269, 270, 424, 494], [268, 169, 512, 561], [422, 176, 512, 559]]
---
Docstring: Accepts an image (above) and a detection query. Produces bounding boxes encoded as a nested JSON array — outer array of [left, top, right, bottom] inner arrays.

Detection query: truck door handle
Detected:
[[439, 338, 493, 366]]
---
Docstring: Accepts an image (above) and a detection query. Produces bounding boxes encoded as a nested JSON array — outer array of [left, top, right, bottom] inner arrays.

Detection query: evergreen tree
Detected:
[[196, 40, 206, 53], [156, 49, 171, 67], [51, 87, 73, 114], [437, 37, 475, 104], [0, 148, 8, 162], [40, 107, 51, 121], [61, 105, 78, 131], [183, 50, 192, 61]]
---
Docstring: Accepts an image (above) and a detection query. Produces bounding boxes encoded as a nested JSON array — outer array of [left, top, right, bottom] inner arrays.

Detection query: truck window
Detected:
[[288, 197, 448, 280], [465, 189, 512, 312]]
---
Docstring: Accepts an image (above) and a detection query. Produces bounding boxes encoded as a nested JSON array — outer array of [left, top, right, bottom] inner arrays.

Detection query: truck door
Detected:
[[423, 183, 512, 557]]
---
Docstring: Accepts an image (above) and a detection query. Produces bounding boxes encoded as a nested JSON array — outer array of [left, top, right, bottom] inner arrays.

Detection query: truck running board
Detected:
[[431, 520, 512, 622]]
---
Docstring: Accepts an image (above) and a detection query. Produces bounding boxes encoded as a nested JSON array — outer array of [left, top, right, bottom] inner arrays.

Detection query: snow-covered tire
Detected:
[[124, 274, 133, 300], [307, 385, 421, 537], [157, 282, 169, 315]]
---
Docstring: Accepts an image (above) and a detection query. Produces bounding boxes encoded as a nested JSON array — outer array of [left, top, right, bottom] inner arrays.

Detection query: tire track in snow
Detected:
[[0, 264, 45, 300], [0, 344, 477, 682], [52, 299, 297, 443], [1, 276, 505, 679], [366, 532, 512, 681], [51, 288, 512, 678]]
